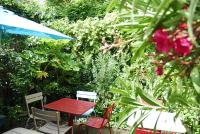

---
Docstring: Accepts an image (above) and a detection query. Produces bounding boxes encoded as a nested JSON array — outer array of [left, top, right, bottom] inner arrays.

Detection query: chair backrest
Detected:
[[76, 91, 97, 102], [103, 103, 115, 120], [31, 107, 60, 133], [101, 103, 115, 127], [25, 92, 44, 117]]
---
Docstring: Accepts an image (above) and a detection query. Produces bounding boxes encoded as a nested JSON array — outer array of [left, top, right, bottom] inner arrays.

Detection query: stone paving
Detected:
[[73, 124, 129, 134]]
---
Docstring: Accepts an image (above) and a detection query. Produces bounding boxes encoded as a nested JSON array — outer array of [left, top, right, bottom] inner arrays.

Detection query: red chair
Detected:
[[78, 103, 115, 134], [135, 128, 162, 134]]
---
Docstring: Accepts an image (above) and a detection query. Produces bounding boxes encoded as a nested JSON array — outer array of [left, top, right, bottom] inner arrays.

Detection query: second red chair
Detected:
[[78, 103, 115, 134]]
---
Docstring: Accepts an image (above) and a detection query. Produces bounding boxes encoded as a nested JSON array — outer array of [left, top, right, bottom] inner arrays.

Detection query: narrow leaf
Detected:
[[117, 108, 139, 128], [120, 97, 143, 107], [136, 87, 163, 107], [129, 110, 151, 134], [153, 111, 161, 134], [187, 0, 199, 46]]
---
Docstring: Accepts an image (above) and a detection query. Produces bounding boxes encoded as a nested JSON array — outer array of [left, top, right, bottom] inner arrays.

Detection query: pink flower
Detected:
[[152, 28, 172, 54], [173, 38, 192, 56], [179, 23, 187, 30], [155, 65, 163, 76]]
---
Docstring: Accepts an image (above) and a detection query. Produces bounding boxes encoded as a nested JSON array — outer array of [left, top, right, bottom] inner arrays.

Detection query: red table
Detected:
[[44, 98, 96, 133]]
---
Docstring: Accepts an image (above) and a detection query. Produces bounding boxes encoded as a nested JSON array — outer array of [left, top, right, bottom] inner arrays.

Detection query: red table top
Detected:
[[44, 98, 96, 115]]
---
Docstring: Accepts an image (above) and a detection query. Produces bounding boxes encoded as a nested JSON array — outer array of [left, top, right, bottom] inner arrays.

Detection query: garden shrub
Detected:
[[46, 0, 109, 22]]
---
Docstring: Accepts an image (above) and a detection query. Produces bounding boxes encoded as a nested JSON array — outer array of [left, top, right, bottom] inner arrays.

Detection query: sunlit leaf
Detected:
[[136, 87, 163, 107], [36, 71, 48, 79], [110, 88, 129, 96], [120, 96, 143, 107]]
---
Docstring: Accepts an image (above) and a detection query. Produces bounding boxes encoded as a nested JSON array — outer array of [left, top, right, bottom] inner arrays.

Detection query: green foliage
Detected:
[[0, 1, 119, 123], [49, 13, 118, 54], [91, 52, 121, 113], [1, 0, 43, 22], [7, 105, 22, 119], [65, 0, 109, 22], [108, 0, 200, 133], [46, 0, 109, 22], [47, 14, 122, 114]]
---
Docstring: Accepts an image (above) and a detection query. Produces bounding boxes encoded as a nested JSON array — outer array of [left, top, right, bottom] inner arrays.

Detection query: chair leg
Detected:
[[71, 127, 73, 134], [25, 117, 31, 128], [75, 116, 77, 122], [100, 128, 102, 134], [78, 124, 86, 134], [86, 126, 89, 134], [93, 110, 96, 117], [108, 122, 112, 134]]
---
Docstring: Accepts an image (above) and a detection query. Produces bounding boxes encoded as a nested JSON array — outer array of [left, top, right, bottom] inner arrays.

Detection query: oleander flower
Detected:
[[173, 37, 192, 56], [155, 65, 163, 76], [152, 28, 172, 54]]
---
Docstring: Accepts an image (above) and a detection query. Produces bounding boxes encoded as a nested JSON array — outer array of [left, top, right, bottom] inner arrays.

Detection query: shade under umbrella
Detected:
[[0, 6, 74, 40]]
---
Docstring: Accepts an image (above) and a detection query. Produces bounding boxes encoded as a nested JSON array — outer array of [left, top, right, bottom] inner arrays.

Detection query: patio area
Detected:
[[71, 124, 129, 134], [1, 117, 129, 134]]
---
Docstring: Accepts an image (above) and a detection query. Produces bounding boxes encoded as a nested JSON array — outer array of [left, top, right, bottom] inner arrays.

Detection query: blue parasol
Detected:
[[0, 6, 74, 40]]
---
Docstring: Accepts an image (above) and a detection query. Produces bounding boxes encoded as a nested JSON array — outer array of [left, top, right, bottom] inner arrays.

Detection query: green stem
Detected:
[[187, 0, 199, 47], [0, 30, 2, 46]]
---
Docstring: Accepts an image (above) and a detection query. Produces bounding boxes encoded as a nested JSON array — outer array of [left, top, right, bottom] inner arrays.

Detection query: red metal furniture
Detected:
[[78, 103, 115, 134], [135, 128, 162, 134], [44, 98, 96, 134]]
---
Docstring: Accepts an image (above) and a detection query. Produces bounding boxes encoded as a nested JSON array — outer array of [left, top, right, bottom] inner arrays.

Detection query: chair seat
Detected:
[[82, 108, 94, 116], [30, 114, 41, 119], [86, 117, 108, 129], [38, 122, 72, 134], [3, 127, 43, 134]]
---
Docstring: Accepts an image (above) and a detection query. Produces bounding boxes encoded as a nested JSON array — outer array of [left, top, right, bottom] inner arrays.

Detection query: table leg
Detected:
[[68, 114, 74, 134]]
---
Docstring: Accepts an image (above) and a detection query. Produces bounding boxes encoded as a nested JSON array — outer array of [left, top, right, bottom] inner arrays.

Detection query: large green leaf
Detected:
[[110, 88, 129, 96], [136, 87, 163, 107], [117, 108, 139, 128], [120, 96, 143, 107]]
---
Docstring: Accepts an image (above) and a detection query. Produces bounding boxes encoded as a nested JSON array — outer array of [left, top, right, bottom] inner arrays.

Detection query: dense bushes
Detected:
[[0, 2, 120, 121], [46, 0, 109, 22]]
